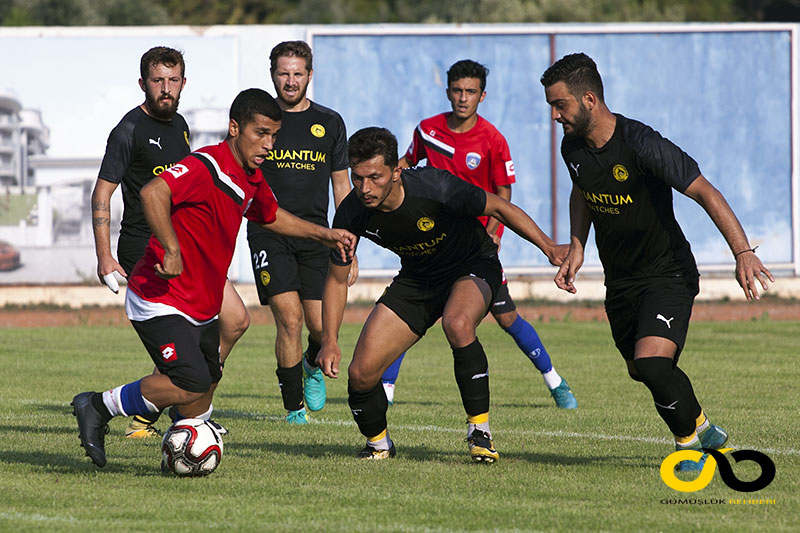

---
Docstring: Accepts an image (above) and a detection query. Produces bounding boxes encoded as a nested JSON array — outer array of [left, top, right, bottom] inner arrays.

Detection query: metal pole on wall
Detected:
[[549, 32, 558, 241]]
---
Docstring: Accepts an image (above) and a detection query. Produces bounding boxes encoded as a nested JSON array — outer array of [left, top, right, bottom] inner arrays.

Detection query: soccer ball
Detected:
[[161, 418, 223, 476]]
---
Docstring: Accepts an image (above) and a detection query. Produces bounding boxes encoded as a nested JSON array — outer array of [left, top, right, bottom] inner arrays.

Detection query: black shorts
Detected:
[[131, 315, 222, 393], [247, 225, 329, 305], [377, 255, 503, 337], [604, 276, 699, 362], [117, 234, 150, 274], [489, 269, 517, 315]]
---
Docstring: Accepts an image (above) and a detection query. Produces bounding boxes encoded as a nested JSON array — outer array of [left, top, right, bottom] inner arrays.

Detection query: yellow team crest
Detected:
[[310, 124, 326, 138], [612, 164, 629, 182], [184, 130, 190, 147], [260, 271, 271, 286], [416, 217, 435, 231]]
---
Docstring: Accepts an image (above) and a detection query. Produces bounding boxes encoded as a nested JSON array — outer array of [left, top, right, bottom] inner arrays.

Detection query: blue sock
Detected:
[[503, 315, 553, 373], [381, 353, 406, 384], [102, 379, 158, 417]]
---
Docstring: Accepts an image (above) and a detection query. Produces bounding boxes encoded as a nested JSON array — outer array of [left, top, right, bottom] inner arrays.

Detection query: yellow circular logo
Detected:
[[612, 164, 629, 182], [417, 217, 435, 231], [310, 124, 325, 138], [260, 271, 271, 286]]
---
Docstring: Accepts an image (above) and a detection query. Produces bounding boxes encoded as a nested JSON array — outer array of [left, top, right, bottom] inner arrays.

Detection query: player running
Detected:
[[317, 127, 566, 462], [247, 41, 355, 424], [541, 53, 773, 470], [381, 59, 577, 409], [72, 89, 356, 468], [91, 46, 250, 438]]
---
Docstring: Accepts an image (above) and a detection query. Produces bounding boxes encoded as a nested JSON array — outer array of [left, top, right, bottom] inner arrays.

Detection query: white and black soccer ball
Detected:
[[161, 418, 224, 477]]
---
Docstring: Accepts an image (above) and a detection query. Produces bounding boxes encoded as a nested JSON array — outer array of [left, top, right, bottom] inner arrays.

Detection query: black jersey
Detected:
[[260, 101, 348, 226], [561, 114, 700, 286], [98, 106, 190, 239], [331, 166, 497, 281]]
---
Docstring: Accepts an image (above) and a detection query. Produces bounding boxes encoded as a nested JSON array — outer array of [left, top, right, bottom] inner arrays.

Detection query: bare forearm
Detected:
[[141, 179, 179, 254], [569, 187, 591, 251], [263, 208, 328, 242], [91, 182, 114, 258], [321, 270, 349, 346]]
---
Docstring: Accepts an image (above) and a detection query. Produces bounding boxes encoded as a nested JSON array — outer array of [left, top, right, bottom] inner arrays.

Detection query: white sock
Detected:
[[368, 430, 392, 450], [197, 404, 213, 421], [542, 368, 562, 390], [468, 422, 491, 438], [102, 386, 127, 417]]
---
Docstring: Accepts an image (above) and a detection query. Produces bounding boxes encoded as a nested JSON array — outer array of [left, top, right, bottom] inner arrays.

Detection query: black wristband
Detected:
[[734, 245, 758, 258]]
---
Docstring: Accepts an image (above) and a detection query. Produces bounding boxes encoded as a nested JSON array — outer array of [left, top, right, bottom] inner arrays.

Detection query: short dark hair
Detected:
[[229, 88, 281, 128], [270, 40, 313, 74], [447, 59, 489, 91], [140, 46, 185, 80], [540, 52, 604, 102], [348, 127, 398, 168]]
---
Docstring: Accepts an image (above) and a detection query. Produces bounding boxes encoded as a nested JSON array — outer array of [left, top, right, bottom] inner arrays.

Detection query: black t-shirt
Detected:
[[561, 114, 700, 286], [331, 166, 497, 281], [259, 101, 348, 227], [98, 106, 191, 238]]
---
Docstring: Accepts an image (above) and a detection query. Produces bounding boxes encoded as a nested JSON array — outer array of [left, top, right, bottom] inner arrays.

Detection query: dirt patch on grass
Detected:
[[1, 299, 796, 328]]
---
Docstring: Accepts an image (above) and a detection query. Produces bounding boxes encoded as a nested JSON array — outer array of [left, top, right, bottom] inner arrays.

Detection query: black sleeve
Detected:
[[330, 112, 349, 172], [630, 123, 701, 193], [429, 168, 487, 217], [97, 118, 136, 184]]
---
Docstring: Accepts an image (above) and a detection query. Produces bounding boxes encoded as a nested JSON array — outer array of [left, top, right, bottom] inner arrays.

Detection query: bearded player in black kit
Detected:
[[247, 41, 355, 424], [91, 46, 250, 438], [540, 53, 773, 471], [317, 127, 566, 462]]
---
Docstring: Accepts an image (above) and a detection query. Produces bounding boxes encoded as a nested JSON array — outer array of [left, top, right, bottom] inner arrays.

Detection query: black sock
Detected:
[[276, 363, 304, 411], [347, 381, 388, 438], [90, 392, 113, 424], [305, 335, 321, 368], [633, 357, 702, 437], [452, 339, 490, 417]]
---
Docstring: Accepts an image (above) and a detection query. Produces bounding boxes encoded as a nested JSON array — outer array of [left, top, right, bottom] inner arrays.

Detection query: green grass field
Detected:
[[1, 318, 798, 532]]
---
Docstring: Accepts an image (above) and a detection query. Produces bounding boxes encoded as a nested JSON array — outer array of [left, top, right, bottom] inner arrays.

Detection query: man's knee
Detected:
[[348, 360, 381, 391], [493, 310, 517, 330], [442, 315, 476, 347]]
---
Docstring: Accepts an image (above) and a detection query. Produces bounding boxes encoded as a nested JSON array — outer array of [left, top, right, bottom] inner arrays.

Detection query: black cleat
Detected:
[[71, 392, 109, 468]]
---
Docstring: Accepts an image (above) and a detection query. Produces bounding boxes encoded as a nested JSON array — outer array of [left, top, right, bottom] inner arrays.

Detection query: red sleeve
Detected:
[[490, 129, 516, 187], [159, 157, 211, 205], [245, 178, 279, 225], [404, 123, 427, 165]]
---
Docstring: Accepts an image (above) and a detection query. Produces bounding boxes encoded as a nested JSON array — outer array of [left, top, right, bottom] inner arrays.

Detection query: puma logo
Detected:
[[364, 229, 380, 239], [654, 400, 678, 410], [149, 137, 162, 149], [656, 314, 675, 328], [569, 162, 580, 176]]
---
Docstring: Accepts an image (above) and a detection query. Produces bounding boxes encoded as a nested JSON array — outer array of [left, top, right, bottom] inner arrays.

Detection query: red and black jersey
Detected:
[[128, 141, 278, 321], [561, 114, 700, 287], [98, 106, 191, 239], [404, 112, 515, 235]]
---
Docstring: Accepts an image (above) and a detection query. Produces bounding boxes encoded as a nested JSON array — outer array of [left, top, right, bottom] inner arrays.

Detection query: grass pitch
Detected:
[[1, 317, 798, 532]]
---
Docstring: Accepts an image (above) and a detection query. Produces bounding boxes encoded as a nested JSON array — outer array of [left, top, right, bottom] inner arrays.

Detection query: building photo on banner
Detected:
[[0, 20, 798, 533]]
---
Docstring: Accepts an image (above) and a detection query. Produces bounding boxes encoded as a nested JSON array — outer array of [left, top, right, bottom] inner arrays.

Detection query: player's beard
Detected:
[[278, 82, 308, 107], [145, 91, 181, 121], [563, 102, 592, 139]]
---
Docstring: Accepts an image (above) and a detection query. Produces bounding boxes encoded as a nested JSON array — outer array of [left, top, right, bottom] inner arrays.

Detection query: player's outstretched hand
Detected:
[[324, 228, 357, 264], [735, 250, 774, 301], [317, 344, 341, 379], [554, 246, 583, 294], [154, 250, 183, 280]]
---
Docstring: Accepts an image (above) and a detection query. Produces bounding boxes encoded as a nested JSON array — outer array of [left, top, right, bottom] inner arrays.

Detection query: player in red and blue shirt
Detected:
[[381, 60, 577, 409], [71, 89, 356, 469]]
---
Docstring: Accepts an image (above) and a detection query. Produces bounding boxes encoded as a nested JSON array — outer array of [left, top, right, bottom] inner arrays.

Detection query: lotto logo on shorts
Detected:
[[160, 343, 178, 362]]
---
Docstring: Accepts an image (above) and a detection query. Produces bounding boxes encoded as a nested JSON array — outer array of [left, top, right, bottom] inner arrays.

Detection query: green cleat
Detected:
[[550, 378, 578, 409], [302, 356, 326, 412], [286, 408, 309, 425], [698, 424, 728, 450]]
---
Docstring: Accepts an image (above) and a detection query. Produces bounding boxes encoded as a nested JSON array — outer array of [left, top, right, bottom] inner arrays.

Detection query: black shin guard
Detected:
[[305, 335, 321, 368], [134, 411, 162, 425], [633, 357, 702, 437], [347, 382, 388, 438], [276, 362, 304, 411], [452, 339, 490, 417]]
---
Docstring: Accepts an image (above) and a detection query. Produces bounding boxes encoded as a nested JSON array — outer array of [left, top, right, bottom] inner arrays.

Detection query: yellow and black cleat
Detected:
[[467, 430, 499, 464]]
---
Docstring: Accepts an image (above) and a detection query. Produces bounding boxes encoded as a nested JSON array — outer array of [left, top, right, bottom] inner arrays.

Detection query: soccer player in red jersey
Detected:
[[72, 89, 356, 468], [381, 60, 577, 409]]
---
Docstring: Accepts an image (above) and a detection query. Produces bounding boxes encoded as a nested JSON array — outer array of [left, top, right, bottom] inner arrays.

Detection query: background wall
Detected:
[[0, 23, 796, 284]]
